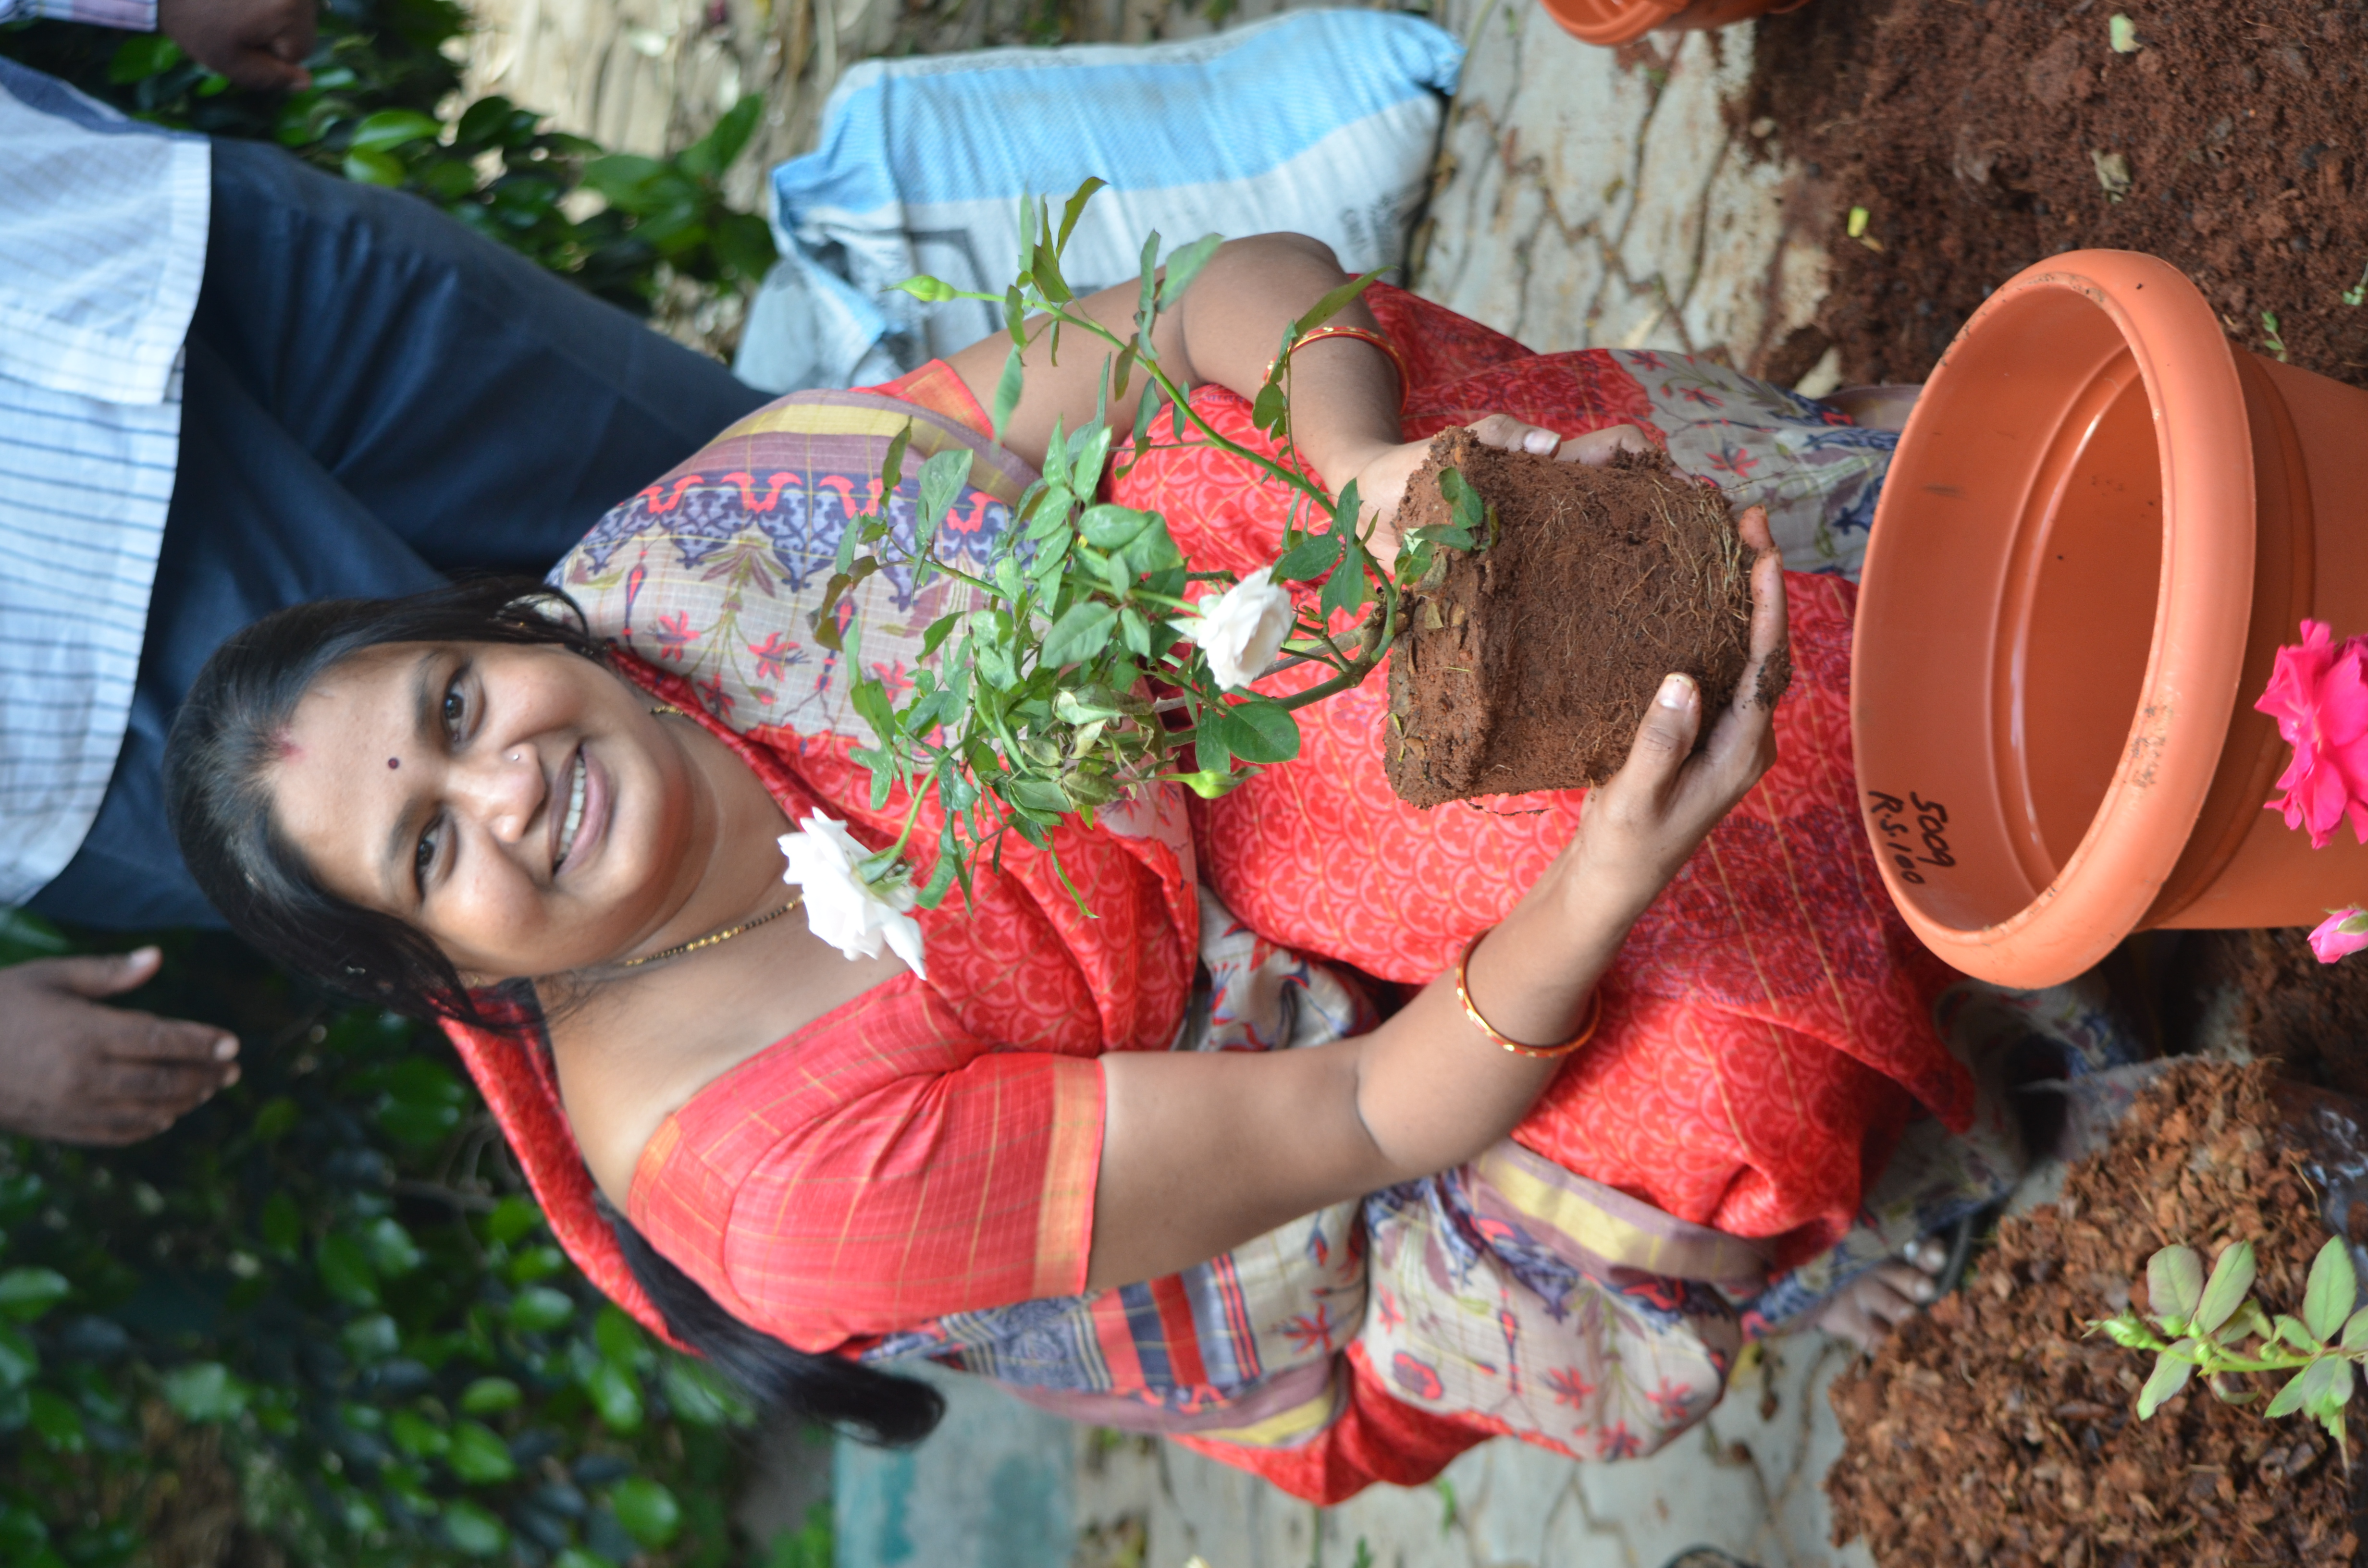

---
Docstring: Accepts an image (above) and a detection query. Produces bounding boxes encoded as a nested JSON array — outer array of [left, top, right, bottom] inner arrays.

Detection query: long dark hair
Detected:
[[165, 578, 947, 1446]]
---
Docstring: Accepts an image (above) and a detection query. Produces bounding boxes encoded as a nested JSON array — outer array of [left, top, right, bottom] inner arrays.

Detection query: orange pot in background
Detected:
[[1851, 250, 2368, 991], [1538, 0, 1807, 48]]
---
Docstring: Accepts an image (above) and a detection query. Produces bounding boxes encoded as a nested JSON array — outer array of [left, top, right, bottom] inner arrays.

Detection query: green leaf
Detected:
[[343, 149, 407, 188], [1158, 234, 1225, 309], [441, 1499, 508, 1556], [1274, 527, 1347, 584], [2109, 12, 2140, 51], [916, 449, 974, 549], [447, 1419, 518, 1483], [2195, 1241, 2256, 1335], [1292, 269, 1384, 338], [2147, 1245, 2204, 1329], [485, 1194, 542, 1246], [160, 1363, 248, 1423], [107, 33, 185, 82], [349, 109, 442, 153], [2275, 1313, 2321, 1351], [1249, 378, 1288, 439], [507, 1244, 566, 1285], [2136, 1347, 2195, 1419], [663, 1357, 740, 1427], [1078, 505, 1152, 551], [879, 421, 912, 499], [2092, 1312, 2158, 1349], [1055, 176, 1108, 254], [1321, 533, 1373, 623], [585, 1360, 645, 1432], [342, 1312, 399, 1361], [362, 1217, 422, 1277], [26, 1390, 83, 1453], [317, 1231, 379, 1308], [0, 1324, 36, 1390], [2342, 1306, 2368, 1352], [678, 92, 763, 181], [0, 1269, 69, 1323], [595, 1303, 649, 1369], [2306, 1237, 2357, 1342], [993, 346, 1026, 443], [390, 1408, 450, 1458], [1040, 602, 1119, 668], [507, 1285, 575, 1333], [609, 1478, 683, 1548], [460, 1376, 522, 1416], [2266, 1367, 2312, 1420], [2298, 1355, 2354, 1421], [1202, 697, 1301, 765]]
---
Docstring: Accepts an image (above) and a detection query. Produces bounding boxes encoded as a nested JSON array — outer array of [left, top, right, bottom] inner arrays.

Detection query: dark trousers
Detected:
[[27, 140, 768, 929]]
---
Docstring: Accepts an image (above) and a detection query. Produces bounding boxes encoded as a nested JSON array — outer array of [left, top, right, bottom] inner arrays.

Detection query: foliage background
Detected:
[[0, 912, 786, 1568], [0, 0, 777, 322]]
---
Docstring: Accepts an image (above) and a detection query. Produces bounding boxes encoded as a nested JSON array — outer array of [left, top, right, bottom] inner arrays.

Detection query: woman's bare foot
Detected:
[[1814, 1237, 1949, 1354]]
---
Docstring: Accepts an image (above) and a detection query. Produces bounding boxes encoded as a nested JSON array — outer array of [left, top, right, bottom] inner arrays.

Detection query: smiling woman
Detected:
[[162, 234, 1999, 1504]]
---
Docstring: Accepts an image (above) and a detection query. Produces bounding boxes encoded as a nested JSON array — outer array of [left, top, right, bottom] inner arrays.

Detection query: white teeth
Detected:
[[557, 755, 586, 868]]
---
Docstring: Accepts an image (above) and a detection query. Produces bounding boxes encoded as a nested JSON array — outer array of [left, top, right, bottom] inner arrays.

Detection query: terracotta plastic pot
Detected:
[[1538, 0, 1808, 48], [1851, 249, 2368, 990]]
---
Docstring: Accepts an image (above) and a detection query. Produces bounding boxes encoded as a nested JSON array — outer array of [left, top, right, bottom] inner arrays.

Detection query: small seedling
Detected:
[[2343, 261, 2368, 308], [2263, 310, 2290, 362], [2092, 150, 2134, 202], [2090, 1237, 2368, 1466], [2109, 12, 2141, 52], [1846, 206, 1884, 253]]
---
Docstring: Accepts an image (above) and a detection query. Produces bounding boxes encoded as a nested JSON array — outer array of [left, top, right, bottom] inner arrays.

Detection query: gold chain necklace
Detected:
[[609, 701, 799, 970], [612, 893, 802, 969]]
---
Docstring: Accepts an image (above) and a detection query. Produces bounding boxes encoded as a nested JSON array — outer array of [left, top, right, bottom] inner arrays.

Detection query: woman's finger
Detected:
[[1557, 424, 1652, 466], [1464, 414, 1562, 457], [1608, 673, 1702, 810]]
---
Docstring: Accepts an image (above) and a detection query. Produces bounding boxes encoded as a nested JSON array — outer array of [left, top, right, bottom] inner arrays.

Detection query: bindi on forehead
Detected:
[[388, 758, 400, 770]]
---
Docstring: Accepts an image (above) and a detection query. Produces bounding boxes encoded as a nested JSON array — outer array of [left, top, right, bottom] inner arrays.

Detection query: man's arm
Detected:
[[0, 947, 239, 1144], [0, 0, 315, 90]]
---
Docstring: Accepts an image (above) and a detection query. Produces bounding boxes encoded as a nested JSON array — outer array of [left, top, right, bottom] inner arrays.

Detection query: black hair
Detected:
[[166, 576, 947, 1446], [164, 577, 611, 1030], [604, 1200, 946, 1446]]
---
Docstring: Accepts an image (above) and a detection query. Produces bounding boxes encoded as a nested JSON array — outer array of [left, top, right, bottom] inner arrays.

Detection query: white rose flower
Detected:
[[779, 814, 926, 978], [1172, 566, 1294, 691]]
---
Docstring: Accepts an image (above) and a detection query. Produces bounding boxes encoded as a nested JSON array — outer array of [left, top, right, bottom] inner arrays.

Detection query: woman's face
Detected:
[[269, 642, 706, 980]]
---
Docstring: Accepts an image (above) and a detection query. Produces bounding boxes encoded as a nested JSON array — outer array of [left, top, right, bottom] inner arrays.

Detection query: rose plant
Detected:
[[2092, 1235, 2368, 1464], [811, 179, 1492, 910]]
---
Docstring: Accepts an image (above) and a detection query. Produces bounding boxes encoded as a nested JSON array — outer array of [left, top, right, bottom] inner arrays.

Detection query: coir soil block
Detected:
[[1826, 1059, 2362, 1568], [1381, 431, 1761, 808]]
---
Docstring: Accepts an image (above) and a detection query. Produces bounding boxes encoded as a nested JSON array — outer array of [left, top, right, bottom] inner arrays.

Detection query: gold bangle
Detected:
[[1267, 324, 1411, 416], [1455, 927, 1602, 1059]]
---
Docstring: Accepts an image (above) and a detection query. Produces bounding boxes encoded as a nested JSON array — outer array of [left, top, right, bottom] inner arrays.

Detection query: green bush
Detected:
[[0, 0, 776, 317], [0, 913, 755, 1567]]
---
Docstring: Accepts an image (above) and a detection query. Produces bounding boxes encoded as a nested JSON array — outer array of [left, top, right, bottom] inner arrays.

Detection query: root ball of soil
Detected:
[[1381, 431, 1762, 808], [1826, 1059, 2361, 1568]]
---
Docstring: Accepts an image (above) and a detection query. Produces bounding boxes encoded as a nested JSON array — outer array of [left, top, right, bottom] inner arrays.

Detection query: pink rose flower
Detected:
[[2256, 620, 2368, 849], [2309, 909, 2368, 965]]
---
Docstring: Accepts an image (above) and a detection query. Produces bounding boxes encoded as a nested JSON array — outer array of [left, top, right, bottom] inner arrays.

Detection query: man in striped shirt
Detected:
[[0, 1, 767, 1141]]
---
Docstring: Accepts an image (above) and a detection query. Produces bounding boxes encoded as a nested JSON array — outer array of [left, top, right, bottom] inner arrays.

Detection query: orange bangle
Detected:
[[1455, 927, 1603, 1059], [1270, 324, 1411, 416]]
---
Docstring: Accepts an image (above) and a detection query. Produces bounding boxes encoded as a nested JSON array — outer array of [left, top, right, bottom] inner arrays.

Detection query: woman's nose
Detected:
[[452, 746, 545, 842]]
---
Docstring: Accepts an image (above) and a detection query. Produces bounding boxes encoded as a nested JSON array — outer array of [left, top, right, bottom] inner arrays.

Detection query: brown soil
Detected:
[[1826, 1059, 2360, 1568], [2178, 928, 2368, 1104], [1740, 0, 2368, 390], [1381, 431, 1758, 808]]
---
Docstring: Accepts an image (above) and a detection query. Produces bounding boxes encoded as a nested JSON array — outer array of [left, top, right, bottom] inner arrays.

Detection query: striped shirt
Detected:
[[0, 11, 210, 904]]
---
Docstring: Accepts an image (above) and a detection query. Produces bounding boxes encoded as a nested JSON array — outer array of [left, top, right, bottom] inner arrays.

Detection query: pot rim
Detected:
[[1852, 249, 2257, 987], [1533, 0, 1690, 46]]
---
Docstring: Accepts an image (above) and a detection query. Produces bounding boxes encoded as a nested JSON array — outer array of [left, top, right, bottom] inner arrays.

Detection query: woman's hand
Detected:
[[1551, 504, 1788, 921], [1341, 416, 1655, 567]]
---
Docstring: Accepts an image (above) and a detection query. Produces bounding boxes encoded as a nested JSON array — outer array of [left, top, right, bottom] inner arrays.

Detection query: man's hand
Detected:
[[155, 0, 315, 91], [0, 949, 240, 1145]]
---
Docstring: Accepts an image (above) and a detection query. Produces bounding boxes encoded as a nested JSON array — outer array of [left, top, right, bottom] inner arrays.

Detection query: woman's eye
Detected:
[[441, 681, 467, 737], [415, 819, 442, 885]]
